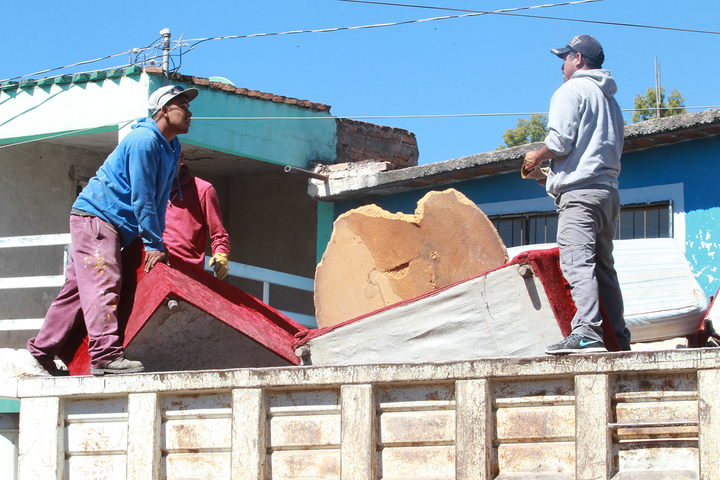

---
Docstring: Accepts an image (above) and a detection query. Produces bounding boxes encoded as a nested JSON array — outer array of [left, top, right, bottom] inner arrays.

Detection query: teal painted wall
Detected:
[[316, 201, 335, 263], [180, 86, 338, 168]]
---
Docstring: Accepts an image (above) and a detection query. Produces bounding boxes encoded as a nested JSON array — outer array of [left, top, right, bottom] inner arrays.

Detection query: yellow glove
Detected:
[[209, 253, 229, 279]]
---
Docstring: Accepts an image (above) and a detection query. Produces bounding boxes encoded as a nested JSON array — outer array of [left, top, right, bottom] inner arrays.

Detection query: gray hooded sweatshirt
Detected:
[[544, 69, 624, 197]]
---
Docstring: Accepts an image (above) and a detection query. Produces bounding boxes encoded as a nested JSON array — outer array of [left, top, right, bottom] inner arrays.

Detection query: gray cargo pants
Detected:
[[555, 184, 631, 350]]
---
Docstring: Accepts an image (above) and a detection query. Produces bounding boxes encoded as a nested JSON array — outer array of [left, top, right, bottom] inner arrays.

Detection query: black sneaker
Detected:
[[545, 334, 607, 355]]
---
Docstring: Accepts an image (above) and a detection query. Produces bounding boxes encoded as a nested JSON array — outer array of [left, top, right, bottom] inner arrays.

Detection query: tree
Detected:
[[632, 87, 686, 123], [497, 114, 548, 150]]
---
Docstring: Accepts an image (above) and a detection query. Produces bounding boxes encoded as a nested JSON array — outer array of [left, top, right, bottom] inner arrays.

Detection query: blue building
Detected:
[[312, 109, 720, 299]]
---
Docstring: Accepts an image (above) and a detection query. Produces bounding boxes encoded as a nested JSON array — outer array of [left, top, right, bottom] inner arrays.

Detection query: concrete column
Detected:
[[127, 393, 161, 480], [17, 397, 63, 480], [456, 379, 493, 480], [341, 384, 375, 480], [232, 388, 266, 480], [575, 374, 611, 480], [699, 369, 720, 479]]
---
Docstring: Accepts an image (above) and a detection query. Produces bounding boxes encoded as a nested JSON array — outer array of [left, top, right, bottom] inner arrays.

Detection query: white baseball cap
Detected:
[[148, 85, 199, 116]]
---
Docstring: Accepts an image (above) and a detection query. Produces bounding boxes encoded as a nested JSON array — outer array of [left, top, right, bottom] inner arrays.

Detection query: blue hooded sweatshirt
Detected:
[[73, 118, 181, 250]]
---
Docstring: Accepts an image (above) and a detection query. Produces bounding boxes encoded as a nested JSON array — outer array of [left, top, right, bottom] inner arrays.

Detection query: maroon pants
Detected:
[[27, 215, 124, 369]]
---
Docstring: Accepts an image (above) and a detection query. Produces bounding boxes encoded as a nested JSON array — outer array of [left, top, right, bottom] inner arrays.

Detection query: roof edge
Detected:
[[149, 67, 332, 113], [312, 108, 720, 202]]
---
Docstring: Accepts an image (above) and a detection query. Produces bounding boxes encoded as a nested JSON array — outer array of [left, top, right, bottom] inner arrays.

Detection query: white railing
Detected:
[[0, 234, 316, 330], [206, 260, 316, 327]]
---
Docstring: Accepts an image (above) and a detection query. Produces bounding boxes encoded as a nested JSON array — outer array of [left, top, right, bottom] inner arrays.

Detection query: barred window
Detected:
[[489, 202, 671, 248]]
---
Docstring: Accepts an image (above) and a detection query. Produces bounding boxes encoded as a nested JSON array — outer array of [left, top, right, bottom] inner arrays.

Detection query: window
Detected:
[[617, 203, 671, 239], [489, 202, 671, 247]]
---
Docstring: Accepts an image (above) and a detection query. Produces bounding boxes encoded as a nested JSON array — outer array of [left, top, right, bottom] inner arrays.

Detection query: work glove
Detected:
[[209, 253, 229, 279]]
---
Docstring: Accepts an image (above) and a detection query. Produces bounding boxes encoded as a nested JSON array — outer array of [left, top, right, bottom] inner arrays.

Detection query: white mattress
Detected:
[[508, 238, 708, 343]]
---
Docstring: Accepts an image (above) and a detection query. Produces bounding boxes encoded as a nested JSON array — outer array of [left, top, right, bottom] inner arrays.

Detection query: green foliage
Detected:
[[632, 87, 686, 123], [497, 114, 548, 150]]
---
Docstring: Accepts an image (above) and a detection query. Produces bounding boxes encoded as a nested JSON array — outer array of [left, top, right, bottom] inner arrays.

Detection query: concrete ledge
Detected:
[[16, 348, 720, 398]]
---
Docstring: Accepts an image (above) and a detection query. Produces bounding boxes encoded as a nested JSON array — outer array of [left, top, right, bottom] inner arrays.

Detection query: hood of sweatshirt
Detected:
[[571, 69, 618, 99]]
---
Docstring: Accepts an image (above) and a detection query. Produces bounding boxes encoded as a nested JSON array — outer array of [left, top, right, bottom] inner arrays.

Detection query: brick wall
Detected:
[[335, 118, 418, 168]]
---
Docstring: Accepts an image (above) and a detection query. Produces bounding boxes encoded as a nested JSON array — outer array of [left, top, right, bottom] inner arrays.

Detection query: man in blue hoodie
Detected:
[[524, 35, 631, 354], [27, 85, 198, 375]]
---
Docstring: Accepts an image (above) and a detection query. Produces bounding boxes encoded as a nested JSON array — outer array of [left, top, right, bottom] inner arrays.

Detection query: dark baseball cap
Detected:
[[551, 34, 604, 66]]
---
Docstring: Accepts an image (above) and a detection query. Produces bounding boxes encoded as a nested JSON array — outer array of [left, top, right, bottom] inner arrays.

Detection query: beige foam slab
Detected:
[[314, 188, 508, 328]]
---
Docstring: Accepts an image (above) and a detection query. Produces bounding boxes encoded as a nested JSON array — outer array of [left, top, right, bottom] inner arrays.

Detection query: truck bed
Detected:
[[16, 348, 720, 479]]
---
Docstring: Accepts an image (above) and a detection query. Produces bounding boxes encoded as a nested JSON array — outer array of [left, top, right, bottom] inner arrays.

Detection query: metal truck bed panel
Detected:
[[16, 349, 720, 479]]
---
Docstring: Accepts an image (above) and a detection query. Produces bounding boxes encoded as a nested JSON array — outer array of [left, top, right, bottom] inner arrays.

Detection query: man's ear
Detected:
[[153, 105, 167, 122], [575, 53, 585, 68]]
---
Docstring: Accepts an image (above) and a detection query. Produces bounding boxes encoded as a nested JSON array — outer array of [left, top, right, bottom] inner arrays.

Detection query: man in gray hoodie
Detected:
[[524, 34, 631, 354]]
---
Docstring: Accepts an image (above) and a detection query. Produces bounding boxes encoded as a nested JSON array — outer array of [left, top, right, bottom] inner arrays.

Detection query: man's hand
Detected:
[[145, 249, 168, 272], [209, 253, 229, 279], [524, 145, 556, 173]]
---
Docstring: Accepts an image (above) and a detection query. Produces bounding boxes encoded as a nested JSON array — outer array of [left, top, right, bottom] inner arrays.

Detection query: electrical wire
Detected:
[[180, 0, 601, 52], [338, 0, 720, 35], [191, 105, 720, 121], [1, 107, 716, 151], [1, 46, 161, 83], [5, 0, 717, 84]]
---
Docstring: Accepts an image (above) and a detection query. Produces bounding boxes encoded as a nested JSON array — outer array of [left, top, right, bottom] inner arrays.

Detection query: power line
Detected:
[[2, 106, 717, 150], [180, 0, 601, 52], [5, 0, 717, 84], [338, 0, 720, 35], [190, 105, 720, 120]]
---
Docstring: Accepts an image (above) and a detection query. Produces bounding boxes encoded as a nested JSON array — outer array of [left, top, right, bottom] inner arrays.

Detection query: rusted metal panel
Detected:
[[378, 410, 455, 445], [610, 372, 700, 477], [377, 445, 455, 479], [613, 372, 698, 401], [163, 452, 230, 479], [375, 383, 456, 478], [493, 376, 575, 406], [376, 382, 455, 410], [160, 393, 232, 479], [497, 442, 575, 476], [267, 449, 340, 479], [66, 421, 128, 452], [264, 388, 342, 479], [615, 401, 699, 439], [266, 389, 340, 415], [616, 440, 699, 472], [64, 397, 130, 479], [14, 350, 720, 480], [66, 455, 127, 480], [268, 414, 340, 448], [495, 405, 575, 442], [164, 417, 231, 451]]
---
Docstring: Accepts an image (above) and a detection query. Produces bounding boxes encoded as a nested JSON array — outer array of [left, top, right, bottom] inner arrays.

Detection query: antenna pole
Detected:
[[160, 28, 171, 86], [654, 56, 661, 119]]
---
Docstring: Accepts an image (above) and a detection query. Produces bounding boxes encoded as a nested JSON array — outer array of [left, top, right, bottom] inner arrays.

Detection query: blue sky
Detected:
[[2, 0, 718, 165]]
